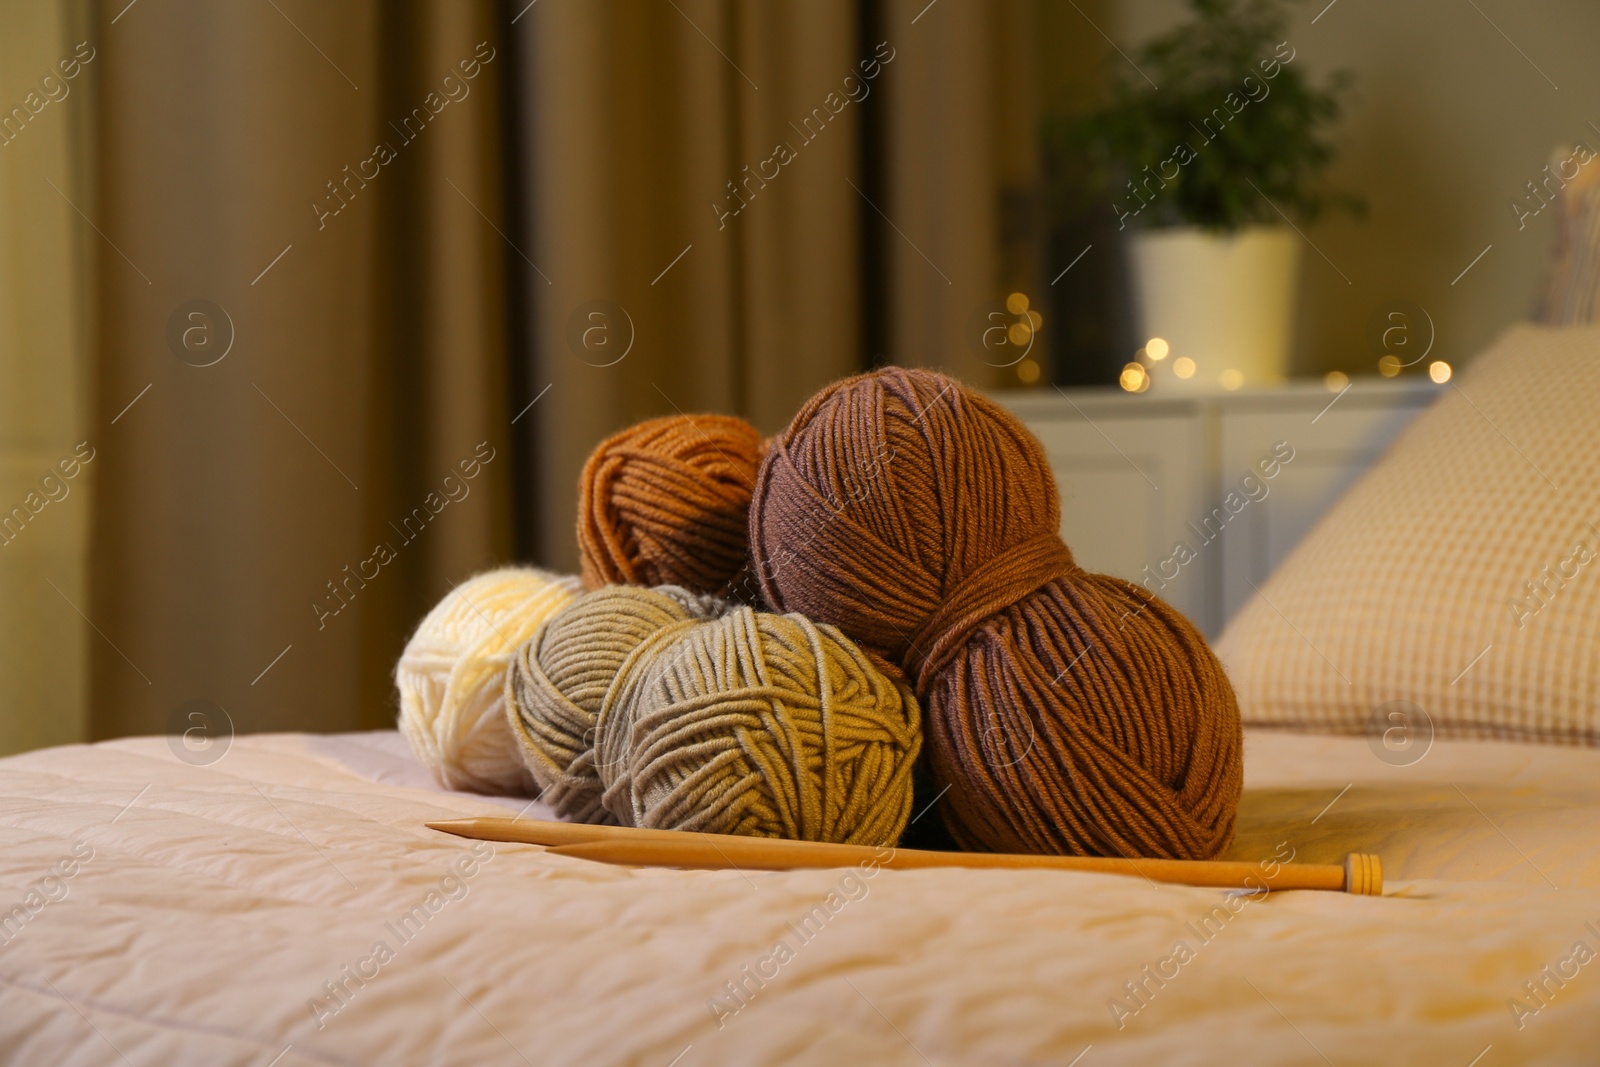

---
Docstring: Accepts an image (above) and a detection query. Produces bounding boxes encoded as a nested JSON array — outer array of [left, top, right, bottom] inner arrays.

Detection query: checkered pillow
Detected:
[[1216, 324, 1600, 744]]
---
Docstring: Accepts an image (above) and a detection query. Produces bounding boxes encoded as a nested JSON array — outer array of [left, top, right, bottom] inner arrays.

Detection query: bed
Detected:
[[2, 727, 1596, 1065]]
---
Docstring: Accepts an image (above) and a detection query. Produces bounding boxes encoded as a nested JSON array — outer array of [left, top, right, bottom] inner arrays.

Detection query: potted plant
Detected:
[[1064, 0, 1362, 389]]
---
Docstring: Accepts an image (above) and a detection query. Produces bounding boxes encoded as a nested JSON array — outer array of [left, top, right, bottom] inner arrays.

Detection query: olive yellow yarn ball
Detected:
[[603, 606, 922, 844], [396, 567, 581, 795]]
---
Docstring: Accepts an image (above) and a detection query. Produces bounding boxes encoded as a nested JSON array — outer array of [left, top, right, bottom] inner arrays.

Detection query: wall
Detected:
[[1071, 0, 1600, 376]]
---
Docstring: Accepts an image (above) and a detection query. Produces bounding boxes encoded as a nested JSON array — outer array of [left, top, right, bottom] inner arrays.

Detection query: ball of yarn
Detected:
[[396, 567, 581, 795], [505, 584, 730, 823], [505, 585, 921, 844], [601, 607, 921, 843], [578, 414, 765, 599], [749, 367, 1243, 860]]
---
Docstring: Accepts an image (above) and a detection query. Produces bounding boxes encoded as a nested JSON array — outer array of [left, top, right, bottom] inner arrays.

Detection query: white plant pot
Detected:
[[1128, 225, 1301, 390]]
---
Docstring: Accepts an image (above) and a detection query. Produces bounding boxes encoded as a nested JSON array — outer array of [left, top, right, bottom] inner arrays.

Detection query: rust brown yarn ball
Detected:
[[748, 367, 1243, 861], [578, 414, 764, 599]]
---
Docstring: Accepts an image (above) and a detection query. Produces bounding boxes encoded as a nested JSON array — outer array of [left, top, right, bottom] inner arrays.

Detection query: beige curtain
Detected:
[[90, 0, 512, 739], [515, 0, 1043, 571], [518, 0, 863, 569], [0, 0, 1046, 748], [0, 0, 94, 756]]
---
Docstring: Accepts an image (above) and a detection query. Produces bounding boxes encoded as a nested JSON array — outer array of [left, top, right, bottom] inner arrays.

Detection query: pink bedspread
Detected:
[[1, 730, 1596, 1065]]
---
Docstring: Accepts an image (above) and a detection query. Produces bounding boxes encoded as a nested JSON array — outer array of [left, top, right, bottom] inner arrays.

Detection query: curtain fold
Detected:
[[516, 0, 868, 571], [514, 0, 1042, 571], [0, 0, 94, 756], [89, 0, 512, 739]]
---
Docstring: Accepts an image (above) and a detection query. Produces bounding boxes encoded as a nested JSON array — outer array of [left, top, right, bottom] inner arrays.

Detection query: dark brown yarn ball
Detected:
[[578, 414, 764, 599], [748, 367, 1243, 860]]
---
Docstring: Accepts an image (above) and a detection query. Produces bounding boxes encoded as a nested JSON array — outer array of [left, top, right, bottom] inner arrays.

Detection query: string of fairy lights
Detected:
[[1111, 340, 1451, 393], [996, 293, 1453, 392]]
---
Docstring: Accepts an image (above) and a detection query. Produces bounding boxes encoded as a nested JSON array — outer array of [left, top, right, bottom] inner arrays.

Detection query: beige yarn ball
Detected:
[[505, 584, 730, 823], [594, 607, 922, 844], [396, 567, 581, 795]]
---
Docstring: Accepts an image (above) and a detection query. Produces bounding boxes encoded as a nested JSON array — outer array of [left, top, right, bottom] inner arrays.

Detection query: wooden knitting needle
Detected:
[[426, 817, 663, 848], [425, 818, 1382, 895]]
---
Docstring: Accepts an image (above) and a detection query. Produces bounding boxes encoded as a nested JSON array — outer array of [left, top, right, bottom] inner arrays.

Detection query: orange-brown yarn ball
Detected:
[[578, 414, 764, 599], [749, 367, 1243, 861]]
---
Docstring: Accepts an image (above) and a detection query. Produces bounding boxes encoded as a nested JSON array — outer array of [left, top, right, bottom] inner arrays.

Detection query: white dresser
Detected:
[[993, 378, 1440, 637]]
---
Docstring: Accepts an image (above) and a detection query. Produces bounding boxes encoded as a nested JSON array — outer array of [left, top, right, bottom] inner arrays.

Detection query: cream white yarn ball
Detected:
[[396, 567, 582, 794]]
